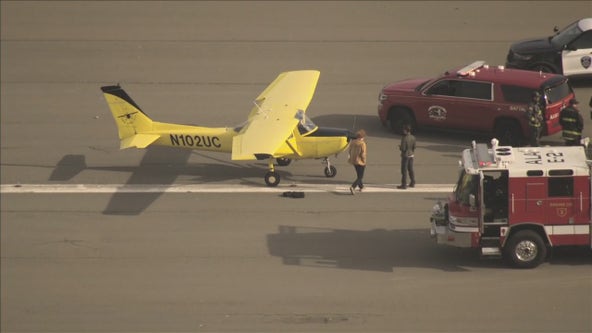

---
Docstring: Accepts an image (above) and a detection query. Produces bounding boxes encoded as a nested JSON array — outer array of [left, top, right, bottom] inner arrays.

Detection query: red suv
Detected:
[[377, 61, 575, 145]]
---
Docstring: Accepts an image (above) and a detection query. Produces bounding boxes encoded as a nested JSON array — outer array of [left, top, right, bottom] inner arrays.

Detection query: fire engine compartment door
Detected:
[[525, 182, 546, 218]]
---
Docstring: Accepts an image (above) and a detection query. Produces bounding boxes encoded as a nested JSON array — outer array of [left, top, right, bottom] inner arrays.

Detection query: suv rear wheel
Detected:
[[389, 108, 416, 134], [495, 119, 522, 146]]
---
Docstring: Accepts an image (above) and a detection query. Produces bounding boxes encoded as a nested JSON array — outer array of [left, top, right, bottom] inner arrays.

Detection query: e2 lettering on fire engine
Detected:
[[524, 151, 565, 164], [170, 134, 221, 148]]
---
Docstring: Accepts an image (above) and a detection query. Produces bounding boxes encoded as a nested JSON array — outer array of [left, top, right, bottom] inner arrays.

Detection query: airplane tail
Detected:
[[101, 85, 160, 149]]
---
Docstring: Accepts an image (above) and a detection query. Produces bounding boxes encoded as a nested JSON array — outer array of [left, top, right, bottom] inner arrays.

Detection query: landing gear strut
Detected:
[[264, 158, 281, 187]]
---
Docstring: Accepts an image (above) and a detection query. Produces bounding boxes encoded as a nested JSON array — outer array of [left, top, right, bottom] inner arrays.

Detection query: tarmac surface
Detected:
[[1, 1, 591, 332]]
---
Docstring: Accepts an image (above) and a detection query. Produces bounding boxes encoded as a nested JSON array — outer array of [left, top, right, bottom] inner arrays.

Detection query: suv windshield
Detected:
[[544, 79, 572, 104], [454, 170, 478, 206], [551, 21, 583, 48]]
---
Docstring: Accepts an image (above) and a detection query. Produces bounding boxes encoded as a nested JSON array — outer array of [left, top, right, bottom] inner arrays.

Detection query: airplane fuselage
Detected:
[[149, 121, 350, 159]]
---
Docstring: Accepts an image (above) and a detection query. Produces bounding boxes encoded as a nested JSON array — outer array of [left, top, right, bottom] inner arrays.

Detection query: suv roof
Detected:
[[444, 61, 565, 88], [576, 17, 592, 31]]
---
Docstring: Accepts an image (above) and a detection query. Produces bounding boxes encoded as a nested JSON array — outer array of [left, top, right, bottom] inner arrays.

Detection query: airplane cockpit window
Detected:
[[298, 113, 318, 135]]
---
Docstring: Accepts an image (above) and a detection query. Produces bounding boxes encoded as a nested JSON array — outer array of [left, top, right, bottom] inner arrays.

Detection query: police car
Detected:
[[506, 18, 592, 77]]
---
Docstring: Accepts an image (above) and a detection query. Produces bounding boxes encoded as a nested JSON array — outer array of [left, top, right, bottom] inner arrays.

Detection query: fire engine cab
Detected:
[[430, 139, 592, 268]]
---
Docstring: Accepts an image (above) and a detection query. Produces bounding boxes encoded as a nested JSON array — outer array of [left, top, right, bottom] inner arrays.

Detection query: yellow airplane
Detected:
[[101, 70, 355, 186]]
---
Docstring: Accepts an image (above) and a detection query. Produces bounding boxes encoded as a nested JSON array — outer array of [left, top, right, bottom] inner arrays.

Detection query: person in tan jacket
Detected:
[[348, 129, 367, 194]]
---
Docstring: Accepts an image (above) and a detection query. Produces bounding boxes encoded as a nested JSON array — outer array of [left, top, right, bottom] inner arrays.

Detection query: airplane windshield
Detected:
[[298, 114, 318, 135]]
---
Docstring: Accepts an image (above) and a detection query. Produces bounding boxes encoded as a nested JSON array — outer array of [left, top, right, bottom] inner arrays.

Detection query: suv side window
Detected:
[[426, 80, 492, 100], [569, 30, 592, 50], [501, 85, 534, 103], [455, 81, 492, 100], [426, 79, 457, 96]]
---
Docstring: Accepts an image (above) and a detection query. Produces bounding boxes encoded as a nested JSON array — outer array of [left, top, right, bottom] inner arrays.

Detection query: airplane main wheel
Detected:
[[276, 158, 292, 166], [264, 171, 281, 187], [324, 165, 337, 178]]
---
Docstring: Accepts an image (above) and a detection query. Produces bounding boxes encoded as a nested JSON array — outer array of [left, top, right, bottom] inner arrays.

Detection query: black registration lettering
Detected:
[[524, 151, 542, 164], [546, 152, 565, 163], [170, 134, 221, 148]]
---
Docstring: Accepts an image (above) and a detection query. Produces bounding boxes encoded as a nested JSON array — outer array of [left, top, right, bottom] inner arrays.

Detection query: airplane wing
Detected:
[[231, 70, 320, 160]]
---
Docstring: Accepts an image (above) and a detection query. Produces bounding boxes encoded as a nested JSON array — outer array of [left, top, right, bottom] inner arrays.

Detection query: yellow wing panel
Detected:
[[232, 70, 320, 160]]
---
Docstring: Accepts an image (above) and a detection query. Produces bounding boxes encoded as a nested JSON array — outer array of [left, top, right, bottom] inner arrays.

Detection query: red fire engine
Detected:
[[430, 139, 592, 268]]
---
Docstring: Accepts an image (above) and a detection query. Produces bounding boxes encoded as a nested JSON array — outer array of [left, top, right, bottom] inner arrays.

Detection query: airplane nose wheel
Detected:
[[264, 171, 281, 187], [322, 157, 337, 178], [324, 165, 337, 177]]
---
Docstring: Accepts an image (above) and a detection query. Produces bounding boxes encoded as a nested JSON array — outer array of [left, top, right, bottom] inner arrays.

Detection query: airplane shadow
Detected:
[[266, 225, 592, 272], [50, 147, 300, 215]]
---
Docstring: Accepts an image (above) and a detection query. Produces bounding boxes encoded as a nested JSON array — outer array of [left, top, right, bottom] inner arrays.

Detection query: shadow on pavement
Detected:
[[49, 147, 298, 215], [267, 225, 592, 272]]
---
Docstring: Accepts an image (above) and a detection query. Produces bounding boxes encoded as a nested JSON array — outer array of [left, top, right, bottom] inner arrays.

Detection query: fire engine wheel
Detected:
[[324, 165, 337, 178], [264, 171, 281, 187], [276, 158, 291, 166], [504, 230, 547, 269]]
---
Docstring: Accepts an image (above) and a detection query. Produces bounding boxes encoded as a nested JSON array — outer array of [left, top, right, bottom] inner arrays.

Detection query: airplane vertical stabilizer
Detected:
[[101, 85, 157, 149]]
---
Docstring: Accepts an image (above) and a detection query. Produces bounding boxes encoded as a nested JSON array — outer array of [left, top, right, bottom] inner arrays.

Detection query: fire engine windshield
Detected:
[[454, 170, 479, 206]]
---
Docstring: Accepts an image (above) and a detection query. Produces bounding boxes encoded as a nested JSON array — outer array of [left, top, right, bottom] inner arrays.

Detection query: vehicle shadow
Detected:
[[569, 77, 592, 87], [266, 225, 591, 272]]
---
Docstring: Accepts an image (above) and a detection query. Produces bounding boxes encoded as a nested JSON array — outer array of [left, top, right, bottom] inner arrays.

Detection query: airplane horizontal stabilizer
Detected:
[[120, 134, 161, 149]]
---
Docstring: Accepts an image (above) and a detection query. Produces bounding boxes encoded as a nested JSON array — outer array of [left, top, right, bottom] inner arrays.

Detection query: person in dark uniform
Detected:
[[526, 91, 544, 147], [397, 124, 416, 189], [559, 99, 584, 146]]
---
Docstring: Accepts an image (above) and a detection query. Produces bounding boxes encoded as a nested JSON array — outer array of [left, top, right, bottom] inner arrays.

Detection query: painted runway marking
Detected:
[[1, 184, 454, 194]]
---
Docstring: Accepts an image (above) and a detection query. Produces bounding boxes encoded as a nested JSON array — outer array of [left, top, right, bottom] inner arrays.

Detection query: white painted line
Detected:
[[1, 184, 454, 194]]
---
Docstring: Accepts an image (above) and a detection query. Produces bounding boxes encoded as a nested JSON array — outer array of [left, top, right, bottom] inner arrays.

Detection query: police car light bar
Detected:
[[457, 61, 486, 77]]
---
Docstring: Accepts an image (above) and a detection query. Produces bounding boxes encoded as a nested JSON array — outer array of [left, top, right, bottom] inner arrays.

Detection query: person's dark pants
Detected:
[[565, 137, 581, 146], [352, 164, 365, 189], [529, 126, 541, 147], [401, 156, 415, 186]]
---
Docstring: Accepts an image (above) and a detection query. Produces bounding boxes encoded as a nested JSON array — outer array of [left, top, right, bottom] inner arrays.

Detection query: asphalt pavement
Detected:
[[1, 2, 591, 332]]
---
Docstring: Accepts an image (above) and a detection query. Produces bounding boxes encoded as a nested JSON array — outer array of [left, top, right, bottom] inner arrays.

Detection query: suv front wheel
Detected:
[[389, 108, 416, 134]]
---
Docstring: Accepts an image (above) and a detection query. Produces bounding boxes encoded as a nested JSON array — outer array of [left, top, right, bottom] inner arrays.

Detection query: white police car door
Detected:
[[562, 31, 592, 76]]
